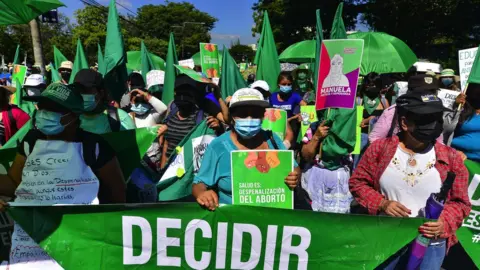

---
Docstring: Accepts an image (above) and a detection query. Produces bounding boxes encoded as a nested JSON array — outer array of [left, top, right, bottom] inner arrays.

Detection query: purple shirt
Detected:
[[269, 92, 302, 118]]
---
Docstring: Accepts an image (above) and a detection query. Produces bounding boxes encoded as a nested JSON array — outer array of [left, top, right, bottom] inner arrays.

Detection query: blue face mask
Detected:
[[35, 110, 68, 135], [442, 78, 454, 87], [131, 103, 151, 115], [235, 118, 262, 139], [279, 85, 292, 93], [81, 94, 97, 112]]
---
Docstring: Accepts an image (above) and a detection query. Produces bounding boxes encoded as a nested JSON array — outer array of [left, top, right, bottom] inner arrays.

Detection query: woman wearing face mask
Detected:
[[128, 88, 167, 128], [293, 64, 315, 104], [350, 91, 471, 269], [192, 88, 301, 210], [451, 83, 480, 161], [439, 69, 459, 91], [270, 72, 307, 120], [0, 83, 126, 269]]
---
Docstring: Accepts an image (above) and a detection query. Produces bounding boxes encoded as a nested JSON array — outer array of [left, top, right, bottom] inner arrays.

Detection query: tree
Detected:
[[251, 0, 359, 52], [229, 39, 255, 63]]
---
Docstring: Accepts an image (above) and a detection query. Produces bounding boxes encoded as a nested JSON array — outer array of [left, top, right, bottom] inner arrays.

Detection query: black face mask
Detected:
[[365, 87, 380, 99], [175, 100, 195, 115], [410, 119, 444, 143], [61, 72, 71, 82]]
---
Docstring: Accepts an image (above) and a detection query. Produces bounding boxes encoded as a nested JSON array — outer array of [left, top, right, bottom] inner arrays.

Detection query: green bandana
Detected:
[[363, 95, 380, 115]]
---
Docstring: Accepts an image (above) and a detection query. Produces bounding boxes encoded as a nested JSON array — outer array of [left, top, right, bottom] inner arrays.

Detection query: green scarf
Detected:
[[363, 95, 380, 115]]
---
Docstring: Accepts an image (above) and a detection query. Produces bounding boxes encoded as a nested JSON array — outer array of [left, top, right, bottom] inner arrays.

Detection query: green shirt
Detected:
[[80, 107, 135, 135]]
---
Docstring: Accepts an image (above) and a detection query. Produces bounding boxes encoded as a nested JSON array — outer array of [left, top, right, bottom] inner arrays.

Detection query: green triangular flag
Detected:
[[158, 120, 216, 201], [69, 39, 89, 84], [15, 78, 35, 116], [13, 45, 20, 65], [314, 9, 324, 90], [220, 45, 247, 98], [103, 0, 129, 101], [140, 40, 155, 83], [2, 120, 32, 149], [330, 2, 348, 39], [467, 45, 480, 85], [163, 32, 179, 105], [255, 11, 280, 91], [53, 45, 68, 69], [50, 62, 62, 83], [97, 44, 105, 75]]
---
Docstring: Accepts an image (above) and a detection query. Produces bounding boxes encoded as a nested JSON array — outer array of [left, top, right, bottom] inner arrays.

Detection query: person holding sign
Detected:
[[0, 83, 126, 269], [192, 88, 300, 210], [350, 91, 470, 269]]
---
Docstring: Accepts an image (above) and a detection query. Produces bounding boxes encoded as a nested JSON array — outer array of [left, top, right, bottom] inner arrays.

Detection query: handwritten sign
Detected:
[[459, 47, 478, 90], [437, 89, 461, 109], [146, 70, 165, 90]]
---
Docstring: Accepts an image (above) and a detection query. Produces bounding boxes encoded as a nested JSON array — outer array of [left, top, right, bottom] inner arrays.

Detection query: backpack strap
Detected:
[[7, 106, 17, 134], [107, 106, 121, 132], [267, 130, 279, 150], [163, 102, 179, 124], [196, 110, 205, 125]]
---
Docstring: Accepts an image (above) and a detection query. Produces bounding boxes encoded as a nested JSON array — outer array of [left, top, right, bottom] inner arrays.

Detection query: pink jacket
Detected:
[[1, 105, 30, 142]]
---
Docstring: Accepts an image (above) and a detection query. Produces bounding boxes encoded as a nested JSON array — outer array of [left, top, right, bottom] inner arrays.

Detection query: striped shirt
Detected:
[[164, 112, 197, 158]]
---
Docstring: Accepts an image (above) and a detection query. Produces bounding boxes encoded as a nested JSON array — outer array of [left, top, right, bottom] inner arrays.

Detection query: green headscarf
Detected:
[[363, 95, 380, 115]]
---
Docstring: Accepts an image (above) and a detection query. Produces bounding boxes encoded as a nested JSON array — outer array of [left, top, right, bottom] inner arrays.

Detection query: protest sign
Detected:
[[315, 39, 364, 110], [261, 108, 287, 140], [437, 89, 461, 109], [146, 70, 164, 90], [200, 43, 220, 78], [300, 106, 318, 138], [239, 63, 247, 72], [11, 64, 27, 88], [174, 64, 212, 83], [352, 105, 363, 155], [231, 150, 293, 209], [457, 160, 480, 268], [0, 212, 13, 264], [459, 47, 478, 90], [178, 59, 195, 69], [8, 203, 427, 270]]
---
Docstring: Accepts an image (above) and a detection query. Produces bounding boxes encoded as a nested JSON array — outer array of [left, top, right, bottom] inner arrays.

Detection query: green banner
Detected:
[[11, 64, 27, 89], [261, 108, 287, 140], [199, 43, 220, 78], [458, 160, 480, 267], [352, 105, 363, 155], [231, 150, 294, 209], [300, 106, 317, 138], [7, 203, 428, 270]]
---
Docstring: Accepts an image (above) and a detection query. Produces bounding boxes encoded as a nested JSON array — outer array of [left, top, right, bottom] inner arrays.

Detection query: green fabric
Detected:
[[220, 46, 247, 99], [363, 96, 380, 115], [279, 40, 315, 63], [13, 45, 20, 65], [467, 45, 480, 84], [126, 51, 165, 71], [162, 32, 178, 105], [174, 65, 209, 83], [50, 62, 62, 83], [80, 108, 136, 135], [0, 0, 64, 25], [313, 9, 324, 91], [7, 203, 428, 269], [140, 40, 155, 83], [255, 11, 280, 93], [440, 68, 455, 77], [348, 32, 418, 75], [330, 2, 347, 39], [97, 44, 105, 75], [69, 39, 89, 84], [35, 83, 84, 114], [53, 45, 68, 69], [102, 0, 128, 101], [2, 119, 31, 149], [15, 78, 35, 116]]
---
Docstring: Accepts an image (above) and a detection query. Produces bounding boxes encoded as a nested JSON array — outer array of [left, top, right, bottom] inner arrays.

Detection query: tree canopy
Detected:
[[229, 39, 255, 63]]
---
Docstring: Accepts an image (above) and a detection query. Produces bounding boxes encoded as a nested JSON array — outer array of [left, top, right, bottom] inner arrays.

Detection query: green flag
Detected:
[[457, 160, 480, 268], [162, 32, 178, 105], [140, 40, 155, 83], [14, 78, 35, 116], [314, 9, 324, 90], [330, 2, 348, 40], [97, 43, 105, 75], [103, 0, 129, 101], [2, 119, 32, 149], [13, 44, 20, 65], [467, 45, 480, 84], [7, 203, 427, 269], [255, 11, 280, 91], [53, 45, 68, 69], [69, 39, 89, 84], [220, 46, 247, 98], [158, 120, 216, 201], [50, 62, 62, 83]]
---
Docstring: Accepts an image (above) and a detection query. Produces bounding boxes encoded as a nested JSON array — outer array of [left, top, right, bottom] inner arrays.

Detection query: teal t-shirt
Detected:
[[193, 130, 294, 204], [80, 107, 136, 134]]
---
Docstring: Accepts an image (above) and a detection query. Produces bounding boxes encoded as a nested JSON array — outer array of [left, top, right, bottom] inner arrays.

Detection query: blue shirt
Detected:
[[193, 130, 292, 204], [269, 92, 302, 118], [452, 114, 480, 161]]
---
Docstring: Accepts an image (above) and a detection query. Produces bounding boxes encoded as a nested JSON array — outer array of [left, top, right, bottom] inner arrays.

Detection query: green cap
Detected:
[[24, 83, 84, 114], [440, 69, 455, 77]]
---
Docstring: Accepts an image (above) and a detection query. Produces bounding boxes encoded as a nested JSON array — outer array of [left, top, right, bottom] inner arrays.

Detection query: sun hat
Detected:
[[250, 80, 270, 92], [229, 88, 270, 109], [440, 69, 455, 78], [58, 61, 73, 71], [24, 74, 46, 87]]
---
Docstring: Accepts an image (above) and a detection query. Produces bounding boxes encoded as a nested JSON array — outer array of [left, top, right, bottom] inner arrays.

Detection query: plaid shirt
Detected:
[[349, 136, 471, 250]]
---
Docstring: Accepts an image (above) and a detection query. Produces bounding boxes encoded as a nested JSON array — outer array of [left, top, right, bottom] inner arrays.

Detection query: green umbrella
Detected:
[[279, 40, 316, 63], [126, 51, 165, 71], [0, 0, 65, 25], [348, 32, 418, 75], [191, 50, 223, 67]]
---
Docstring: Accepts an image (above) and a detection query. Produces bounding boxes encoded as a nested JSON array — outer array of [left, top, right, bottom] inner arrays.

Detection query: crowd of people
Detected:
[[0, 56, 478, 269]]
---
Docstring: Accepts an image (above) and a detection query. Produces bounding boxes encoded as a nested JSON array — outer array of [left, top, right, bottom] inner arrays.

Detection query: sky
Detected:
[[58, 0, 259, 48]]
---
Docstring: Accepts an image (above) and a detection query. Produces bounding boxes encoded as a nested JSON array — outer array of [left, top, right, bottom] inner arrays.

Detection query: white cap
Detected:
[[146, 70, 165, 90], [229, 88, 269, 109], [24, 74, 46, 87], [250, 80, 270, 92], [59, 61, 73, 70]]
